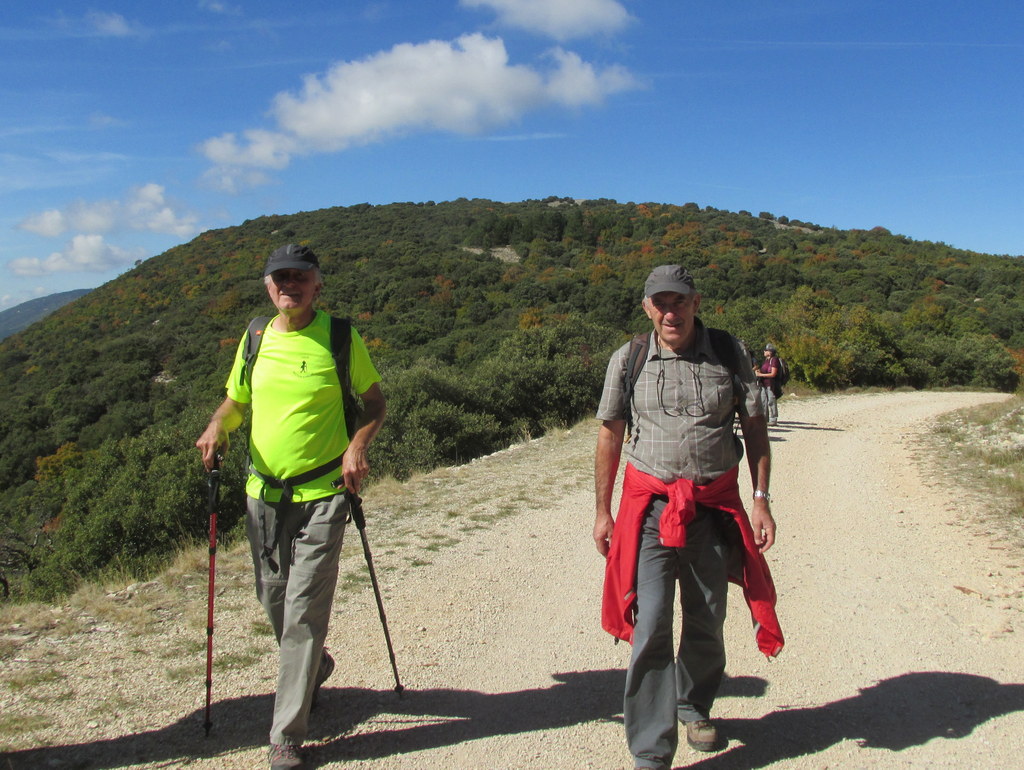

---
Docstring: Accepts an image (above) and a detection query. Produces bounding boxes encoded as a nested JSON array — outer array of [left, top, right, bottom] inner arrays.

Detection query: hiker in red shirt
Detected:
[[593, 265, 782, 770]]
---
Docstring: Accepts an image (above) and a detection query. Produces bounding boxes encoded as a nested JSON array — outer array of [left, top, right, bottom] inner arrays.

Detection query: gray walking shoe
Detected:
[[269, 743, 305, 769], [685, 719, 722, 752]]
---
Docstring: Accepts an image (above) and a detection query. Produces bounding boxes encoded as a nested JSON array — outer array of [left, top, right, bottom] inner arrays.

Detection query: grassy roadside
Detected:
[[929, 394, 1024, 544]]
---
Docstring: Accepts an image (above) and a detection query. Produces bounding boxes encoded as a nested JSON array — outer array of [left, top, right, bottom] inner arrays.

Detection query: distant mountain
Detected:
[[0, 289, 91, 341]]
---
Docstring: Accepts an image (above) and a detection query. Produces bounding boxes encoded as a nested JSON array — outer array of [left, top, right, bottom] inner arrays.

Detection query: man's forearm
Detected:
[[595, 420, 625, 515], [350, 401, 385, 451], [741, 413, 771, 493], [349, 383, 387, 452], [594, 420, 625, 555]]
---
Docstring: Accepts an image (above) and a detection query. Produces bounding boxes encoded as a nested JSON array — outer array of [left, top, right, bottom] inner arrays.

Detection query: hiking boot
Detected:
[[685, 719, 721, 752], [310, 649, 335, 710], [269, 743, 304, 769]]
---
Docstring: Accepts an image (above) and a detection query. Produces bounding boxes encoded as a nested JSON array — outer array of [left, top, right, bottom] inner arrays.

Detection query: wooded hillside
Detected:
[[1, 197, 1021, 600]]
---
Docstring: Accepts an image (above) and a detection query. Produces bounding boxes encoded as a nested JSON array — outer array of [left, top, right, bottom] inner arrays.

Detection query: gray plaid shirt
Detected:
[[596, 322, 762, 485]]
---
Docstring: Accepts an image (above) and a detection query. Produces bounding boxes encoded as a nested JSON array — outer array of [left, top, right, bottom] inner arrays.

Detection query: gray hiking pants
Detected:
[[246, 491, 349, 746], [758, 384, 778, 423], [625, 499, 733, 770]]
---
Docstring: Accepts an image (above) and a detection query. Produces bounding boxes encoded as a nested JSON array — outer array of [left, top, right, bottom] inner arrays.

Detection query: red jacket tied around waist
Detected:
[[601, 463, 784, 658]]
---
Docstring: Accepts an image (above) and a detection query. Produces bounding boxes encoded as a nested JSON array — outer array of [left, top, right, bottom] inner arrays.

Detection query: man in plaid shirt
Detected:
[[593, 265, 779, 770]]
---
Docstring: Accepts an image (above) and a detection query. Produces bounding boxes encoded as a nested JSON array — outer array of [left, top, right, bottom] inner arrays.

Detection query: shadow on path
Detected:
[[3, 671, 1020, 768], [0, 669, 625, 769], [767, 420, 842, 442], [684, 672, 1024, 769]]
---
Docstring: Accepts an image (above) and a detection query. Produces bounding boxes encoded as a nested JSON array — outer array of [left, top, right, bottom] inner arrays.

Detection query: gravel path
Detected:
[[3, 391, 1023, 769]]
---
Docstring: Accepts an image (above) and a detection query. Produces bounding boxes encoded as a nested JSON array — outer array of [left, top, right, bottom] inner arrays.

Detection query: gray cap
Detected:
[[764, 343, 777, 353], [644, 265, 696, 297], [264, 244, 319, 276]]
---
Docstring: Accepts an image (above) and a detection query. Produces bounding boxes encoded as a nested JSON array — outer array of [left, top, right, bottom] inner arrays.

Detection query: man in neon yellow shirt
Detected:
[[196, 244, 386, 770]]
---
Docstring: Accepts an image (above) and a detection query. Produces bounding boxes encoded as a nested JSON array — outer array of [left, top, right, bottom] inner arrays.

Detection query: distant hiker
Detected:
[[755, 343, 781, 426], [195, 244, 386, 770], [593, 265, 783, 770]]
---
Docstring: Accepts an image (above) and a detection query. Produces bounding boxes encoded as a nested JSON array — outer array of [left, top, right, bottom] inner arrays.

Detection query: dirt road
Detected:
[[3, 391, 1023, 769]]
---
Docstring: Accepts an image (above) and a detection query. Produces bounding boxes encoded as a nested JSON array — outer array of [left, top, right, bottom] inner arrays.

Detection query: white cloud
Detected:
[[274, 34, 546, 146], [198, 0, 242, 14], [201, 129, 297, 170], [16, 184, 199, 239], [68, 199, 119, 233], [460, 0, 632, 41], [8, 234, 145, 277], [123, 183, 199, 237], [542, 47, 637, 106], [84, 11, 140, 37], [19, 209, 67, 238], [199, 166, 272, 196], [88, 112, 126, 129], [200, 33, 639, 191]]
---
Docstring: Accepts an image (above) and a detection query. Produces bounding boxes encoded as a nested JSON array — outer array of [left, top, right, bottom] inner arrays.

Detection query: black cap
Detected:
[[644, 265, 696, 297], [264, 244, 319, 276]]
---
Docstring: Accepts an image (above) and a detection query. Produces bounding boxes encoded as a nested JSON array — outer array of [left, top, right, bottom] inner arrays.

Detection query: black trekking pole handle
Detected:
[[203, 454, 222, 736], [335, 484, 404, 697]]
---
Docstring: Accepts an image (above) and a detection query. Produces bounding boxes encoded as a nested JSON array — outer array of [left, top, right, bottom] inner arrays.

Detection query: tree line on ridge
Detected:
[[0, 197, 1020, 600]]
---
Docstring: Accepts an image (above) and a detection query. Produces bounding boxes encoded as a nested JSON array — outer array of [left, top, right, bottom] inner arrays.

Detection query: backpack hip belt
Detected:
[[250, 453, 346, 571]]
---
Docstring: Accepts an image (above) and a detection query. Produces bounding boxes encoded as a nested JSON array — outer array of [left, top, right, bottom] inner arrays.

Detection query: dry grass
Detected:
[[931, 394, 1024, 542]]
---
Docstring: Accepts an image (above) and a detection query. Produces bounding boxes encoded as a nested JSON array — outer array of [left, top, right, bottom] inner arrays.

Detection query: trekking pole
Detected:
[[203, 455, 222, 736], [337, 486, 404, 697]]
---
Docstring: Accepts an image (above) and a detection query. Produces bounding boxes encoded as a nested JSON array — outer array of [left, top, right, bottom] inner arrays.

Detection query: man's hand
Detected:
[[751, 499, 776, 553], [195, 423, 228, 471], [340, 383, 387, 494], [340, 446, 369, 494], [593, 511, 615, 557], [195, 397, 244, 471]]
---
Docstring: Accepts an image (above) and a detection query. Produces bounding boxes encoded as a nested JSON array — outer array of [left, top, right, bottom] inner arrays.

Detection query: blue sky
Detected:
[[2, 0, 1022, 311]]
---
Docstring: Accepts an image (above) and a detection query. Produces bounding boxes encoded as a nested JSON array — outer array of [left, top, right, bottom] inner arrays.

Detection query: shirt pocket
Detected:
[[702, 365, 736, 418]]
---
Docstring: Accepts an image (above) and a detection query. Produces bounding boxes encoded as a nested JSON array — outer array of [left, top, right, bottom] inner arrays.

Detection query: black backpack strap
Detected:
[[706, 327, 746, 431], [622, 333, 649, 440], [241, 316, 271, 388], [705, 327, 741, 376], [329, 316, 361, 439]]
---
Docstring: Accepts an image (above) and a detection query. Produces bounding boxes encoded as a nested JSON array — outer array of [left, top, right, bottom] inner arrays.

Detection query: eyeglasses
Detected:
[[656, 358, 706, 418]]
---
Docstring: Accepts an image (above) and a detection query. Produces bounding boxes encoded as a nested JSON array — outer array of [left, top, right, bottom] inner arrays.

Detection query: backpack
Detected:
[[771, 356, 790, 399], [622, 326, 744, 440], [241, 315, 361, 437]]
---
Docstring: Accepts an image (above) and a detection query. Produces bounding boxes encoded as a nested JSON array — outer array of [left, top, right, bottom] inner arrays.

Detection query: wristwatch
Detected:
[[753, 490, 772, 503]]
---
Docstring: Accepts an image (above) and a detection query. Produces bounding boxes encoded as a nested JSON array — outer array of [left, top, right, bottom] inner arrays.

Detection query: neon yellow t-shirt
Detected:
[[226, 311, 381, 503]]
